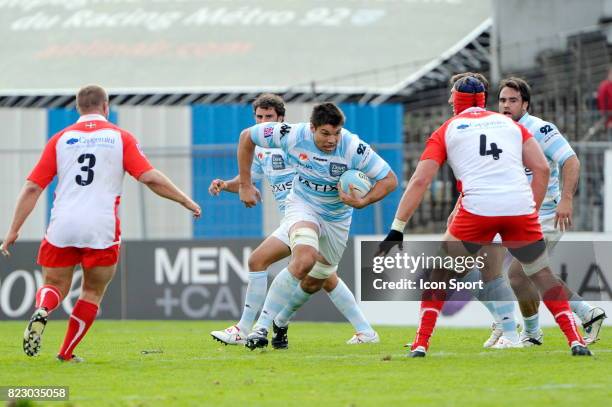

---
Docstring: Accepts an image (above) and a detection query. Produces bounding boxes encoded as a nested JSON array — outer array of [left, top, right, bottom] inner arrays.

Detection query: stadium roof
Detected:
[[0, 0, 491, 107]]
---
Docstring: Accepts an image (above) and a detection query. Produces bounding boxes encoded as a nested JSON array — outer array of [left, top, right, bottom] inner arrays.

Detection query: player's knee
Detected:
[[248, 254, 270, 271], [290, 255, 317, 278]]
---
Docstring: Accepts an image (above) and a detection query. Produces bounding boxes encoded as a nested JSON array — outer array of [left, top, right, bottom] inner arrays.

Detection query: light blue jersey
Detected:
[[250, 122, 391, 222], [519, 113, 576, 219], [251, 146, 295, 212]]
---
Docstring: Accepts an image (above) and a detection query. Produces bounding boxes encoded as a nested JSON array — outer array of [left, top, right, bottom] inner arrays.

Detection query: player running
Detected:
[[237, 102, 397, 350], [378, 76, 591, 357], [1, 85, 201, 362], [209, 94, 380, 346]]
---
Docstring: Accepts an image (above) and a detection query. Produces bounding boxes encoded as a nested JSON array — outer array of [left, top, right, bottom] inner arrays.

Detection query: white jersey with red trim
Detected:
[[28, 114, 153, 249], [421, 107, 534, 216]]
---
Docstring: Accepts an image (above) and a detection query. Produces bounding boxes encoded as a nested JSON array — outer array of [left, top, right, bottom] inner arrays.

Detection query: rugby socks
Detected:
[[236, 270, 268, 333], [274, 285, 312, 328], [327, 279, 374, 334], [479, 277, 519, 342], [252, 268, 298, 332], [569, 293, 594, 323], [35, 284, 62, 313], [523, 313, 540, 335], [58, 299, 99, 359], [542, 285, 584, 346], [412, 289, 446, 351]]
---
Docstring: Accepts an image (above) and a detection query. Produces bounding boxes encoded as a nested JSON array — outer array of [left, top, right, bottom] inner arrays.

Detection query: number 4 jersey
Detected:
[[28, 114, 153, 249], [421, 107, 534, 216]]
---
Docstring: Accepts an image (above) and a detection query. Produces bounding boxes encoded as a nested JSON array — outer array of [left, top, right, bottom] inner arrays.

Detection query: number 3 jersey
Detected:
[[421, 107, 535, 217], [250, 122, 391, 222], [27, 114, 153, 249]]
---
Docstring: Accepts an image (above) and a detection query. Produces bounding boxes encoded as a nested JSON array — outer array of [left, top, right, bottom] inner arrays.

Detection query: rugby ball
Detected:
[[339, 170, 372, 198]]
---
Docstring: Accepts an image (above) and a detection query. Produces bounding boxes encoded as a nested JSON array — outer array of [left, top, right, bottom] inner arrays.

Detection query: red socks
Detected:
[[412, 289, 447, 351], [58, 299, 99, 359], [35, 285, 62, 313], [543, 285, 584, 346]]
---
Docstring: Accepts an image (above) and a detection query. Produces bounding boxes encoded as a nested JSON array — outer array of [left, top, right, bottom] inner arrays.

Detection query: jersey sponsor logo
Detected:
[[264, 127, 274, 138], [66, 138, 79, 145], [271, 180, 292, 193], [279, 124, 291, 138], [312, 156, 328, 162], [457, 124, 470, 130], [298, 176, 338, 192], [329, 162, 348, 177], [271, 154, 286, 170], [356, 143, 367, 155]]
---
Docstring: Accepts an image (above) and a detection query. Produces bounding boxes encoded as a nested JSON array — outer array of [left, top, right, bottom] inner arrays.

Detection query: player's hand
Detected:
[[375, 229, 404, 257], [1, 230, 18, 257], [184, 199, 202, 218], [555, 197, 573, 232], [208, 179, 226, 196], [239, 183, 261, 208], [338, 184, 368, 209]]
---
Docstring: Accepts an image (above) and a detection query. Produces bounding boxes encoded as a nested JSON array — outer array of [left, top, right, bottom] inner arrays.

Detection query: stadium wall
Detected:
[[0, 103, 403, 240]]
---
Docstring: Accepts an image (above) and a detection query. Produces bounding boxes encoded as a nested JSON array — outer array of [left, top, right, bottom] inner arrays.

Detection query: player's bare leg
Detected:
[[56, 264, 117, 362], [211, 236, 290, 345], [510, 242, 590, 356], [246, 222, 319, 349], [507, 259, 543, 346], [23, 266, 74, 357]]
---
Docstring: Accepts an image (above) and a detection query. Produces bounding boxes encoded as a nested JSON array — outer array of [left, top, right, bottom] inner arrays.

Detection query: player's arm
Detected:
[[556, 155, 580, 231], [238, 123, 284, 207], [138, 169, 200, 217], [1, 181, 44, 256], [376, 160, 440, 256], [122, 132, 200, 217], [522, 137, 550, 211], [339, 170, 397, 209], [2, 135, 59, 256], [237, 128, 259, 207]]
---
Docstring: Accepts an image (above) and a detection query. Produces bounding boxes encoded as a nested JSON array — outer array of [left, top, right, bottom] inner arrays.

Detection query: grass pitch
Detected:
[[0, 320, 610, 407]]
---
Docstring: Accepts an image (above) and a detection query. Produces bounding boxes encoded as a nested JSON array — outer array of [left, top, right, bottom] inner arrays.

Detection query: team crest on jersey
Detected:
[[257, 152, 264, 160], [272, 154, 286, 170], [264, 127, 274, 138], [299, 153, 308, 161], [329, 162, 348, 177]]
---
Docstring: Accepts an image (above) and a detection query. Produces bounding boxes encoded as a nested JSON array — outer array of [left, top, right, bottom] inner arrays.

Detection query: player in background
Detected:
[[378, 76, 591, 357], [209, 94, 380, 346], [0, 85, 201, 362], [238, 103, 397, 349], [494, 77, 605, 345]]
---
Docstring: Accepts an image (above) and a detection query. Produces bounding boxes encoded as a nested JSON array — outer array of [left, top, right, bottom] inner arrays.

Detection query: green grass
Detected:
[[0, 320, 610, 407]]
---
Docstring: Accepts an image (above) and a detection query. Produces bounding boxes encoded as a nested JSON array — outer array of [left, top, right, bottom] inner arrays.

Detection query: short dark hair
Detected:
[[76, 85, 108, 114], [252, 93, 285, 117], [449, 72, 489, 103], [498, 77, 531, 109], [310, 102, 345, 128]]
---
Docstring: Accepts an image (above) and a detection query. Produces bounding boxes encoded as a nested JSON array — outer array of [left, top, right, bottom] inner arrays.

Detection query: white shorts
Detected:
[[270, 219, 290, 247], [283, 193, 351, 266]]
